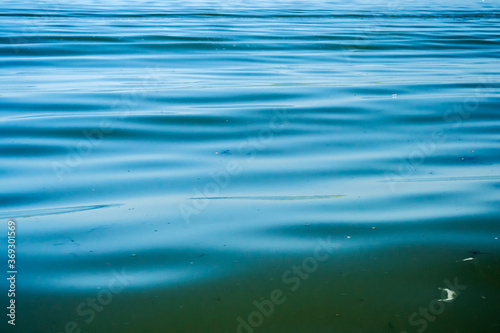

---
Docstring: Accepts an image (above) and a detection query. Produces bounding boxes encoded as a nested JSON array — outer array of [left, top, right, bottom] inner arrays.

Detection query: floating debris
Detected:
[[459, 257, 475, 262], [438, 288, 457, 302]]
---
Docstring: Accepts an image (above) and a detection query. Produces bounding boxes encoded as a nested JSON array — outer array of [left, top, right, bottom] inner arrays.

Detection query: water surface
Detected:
[[1, 0, 500, 332]]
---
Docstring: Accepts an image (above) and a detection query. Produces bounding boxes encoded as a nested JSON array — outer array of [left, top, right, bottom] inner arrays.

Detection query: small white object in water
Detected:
[[461, 257, 475, 262], [438, 288, 457, 302], [392, 94, 397, 99]]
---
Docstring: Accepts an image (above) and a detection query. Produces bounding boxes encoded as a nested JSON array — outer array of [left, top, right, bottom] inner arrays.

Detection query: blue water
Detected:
[[1, 0, 500, 332]]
